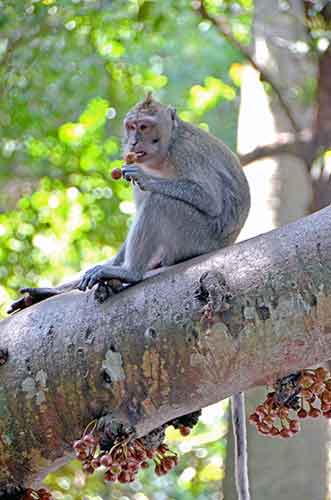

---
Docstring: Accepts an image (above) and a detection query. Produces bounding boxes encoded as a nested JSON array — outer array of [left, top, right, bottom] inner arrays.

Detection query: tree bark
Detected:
[[0, 206, 331, 489]]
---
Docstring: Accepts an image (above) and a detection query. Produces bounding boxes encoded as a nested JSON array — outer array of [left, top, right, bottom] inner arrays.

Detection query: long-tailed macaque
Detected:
[[8, 94, 251, 500]]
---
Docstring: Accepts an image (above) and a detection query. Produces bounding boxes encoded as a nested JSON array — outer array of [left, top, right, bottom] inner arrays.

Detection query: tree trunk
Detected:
[[312, 45, 331, 213], [0, 206, 331, 490]]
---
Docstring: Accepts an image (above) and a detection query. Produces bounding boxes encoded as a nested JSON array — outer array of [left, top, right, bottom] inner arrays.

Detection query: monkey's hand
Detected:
[[122, 165, 153, 191], [77, 264, 142, 291], [77, 265, 113, 291], [7, 287, 60, 314]]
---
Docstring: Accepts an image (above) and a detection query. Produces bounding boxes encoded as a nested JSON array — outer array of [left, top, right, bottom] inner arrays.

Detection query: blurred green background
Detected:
[[0, 0, 250, 498], [0, 0, 247, 313]]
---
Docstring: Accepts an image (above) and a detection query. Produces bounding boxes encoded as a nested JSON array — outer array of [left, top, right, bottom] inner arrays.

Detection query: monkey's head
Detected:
[[123, 94, 177, 170]]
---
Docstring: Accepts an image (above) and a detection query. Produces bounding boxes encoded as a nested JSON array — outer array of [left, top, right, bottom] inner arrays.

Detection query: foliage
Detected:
[[0, 0, 254, 497], [3, 0, 326, 497], [0, 0, 245, 317]]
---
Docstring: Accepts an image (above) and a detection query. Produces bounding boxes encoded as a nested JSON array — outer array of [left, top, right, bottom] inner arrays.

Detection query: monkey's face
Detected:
[[123, 109, 173, 170]]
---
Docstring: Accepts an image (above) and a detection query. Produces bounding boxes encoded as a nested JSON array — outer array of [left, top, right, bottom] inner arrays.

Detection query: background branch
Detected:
[[238, 130, 316, 166]]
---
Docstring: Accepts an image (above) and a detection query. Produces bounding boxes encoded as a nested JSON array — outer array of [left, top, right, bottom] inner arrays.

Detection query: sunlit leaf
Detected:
[[229, 62, 244, 86], [189, 76, 236, 115], [58, 123, 86, 146], [26, 138, 49, 159], [79, 98, 110, 131], [104, 138, 120, 156], [199, 462, 225, 482]]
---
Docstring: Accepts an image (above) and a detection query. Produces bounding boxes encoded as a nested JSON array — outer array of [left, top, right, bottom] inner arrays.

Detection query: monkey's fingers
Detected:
[[77, 267, 100, 291], [81, 273, 103, 290], [7, 297, 28, 314], [124, 152, 138, 164], [77, 280, 87, 291], [86, 273, 101, 289], [122, 165, 139, 182], [77, 275, 93, 291]]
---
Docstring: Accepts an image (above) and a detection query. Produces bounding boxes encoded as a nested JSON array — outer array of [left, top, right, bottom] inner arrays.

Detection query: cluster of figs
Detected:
[[249, 368, 331, 438]]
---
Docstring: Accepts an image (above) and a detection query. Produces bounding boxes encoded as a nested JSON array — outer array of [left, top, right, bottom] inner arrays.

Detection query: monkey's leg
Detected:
[[231, 392, 251, 500], [122, 166, 222, 216]]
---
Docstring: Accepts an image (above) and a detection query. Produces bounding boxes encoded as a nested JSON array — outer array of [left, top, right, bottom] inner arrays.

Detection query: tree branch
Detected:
[[238, 130, 315, 166], [196, 0, 301, 133], [1, 206, 331, 489]]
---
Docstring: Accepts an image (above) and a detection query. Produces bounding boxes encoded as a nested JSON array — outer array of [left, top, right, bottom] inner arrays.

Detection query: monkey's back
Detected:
[[169, 119, 250, 244]]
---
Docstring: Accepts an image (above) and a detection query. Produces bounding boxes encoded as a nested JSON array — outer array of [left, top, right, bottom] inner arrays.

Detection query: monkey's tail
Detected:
[[231, 392, 251, 500]]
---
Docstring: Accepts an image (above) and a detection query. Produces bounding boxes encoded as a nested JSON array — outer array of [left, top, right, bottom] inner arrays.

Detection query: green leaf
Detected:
[[137, 0, 155, 21], [79, 97, 110, 131], [189, 76, 236, 115], [58, 123, 86, 146]]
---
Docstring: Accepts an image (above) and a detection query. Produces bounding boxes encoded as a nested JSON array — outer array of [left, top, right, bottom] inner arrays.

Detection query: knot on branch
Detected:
[[195, 271, 233, 327], [0, 348, 9, 366]]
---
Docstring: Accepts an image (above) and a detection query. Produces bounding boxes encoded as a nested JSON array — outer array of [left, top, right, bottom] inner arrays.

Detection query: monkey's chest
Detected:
[[134, 187, 149, 206]]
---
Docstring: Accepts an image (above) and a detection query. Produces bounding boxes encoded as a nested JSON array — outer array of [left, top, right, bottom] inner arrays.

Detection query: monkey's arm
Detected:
[[122, 165, 222, 216]]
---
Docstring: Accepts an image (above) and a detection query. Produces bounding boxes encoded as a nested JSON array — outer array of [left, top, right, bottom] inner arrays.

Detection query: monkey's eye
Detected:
[[153, 138, 160, 144], [126, 123, 136, 131], [139, 124, 148, 131]]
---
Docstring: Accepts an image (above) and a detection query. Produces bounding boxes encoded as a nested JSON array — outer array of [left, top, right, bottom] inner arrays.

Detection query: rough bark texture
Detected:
[[0, 206, 331, 489]]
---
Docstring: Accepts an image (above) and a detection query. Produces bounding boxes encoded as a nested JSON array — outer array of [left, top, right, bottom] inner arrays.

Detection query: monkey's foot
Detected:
[[94, 280, 125, 303], [0, 348, 9, 366], [7, 287, 60, 314]]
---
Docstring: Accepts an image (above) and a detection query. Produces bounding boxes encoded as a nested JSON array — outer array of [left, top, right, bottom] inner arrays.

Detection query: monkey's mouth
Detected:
[[135, 151, 147, 160]]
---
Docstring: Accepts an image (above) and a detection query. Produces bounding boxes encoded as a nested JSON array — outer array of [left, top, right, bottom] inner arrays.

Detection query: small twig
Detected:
[[83, 419, 97, 437]]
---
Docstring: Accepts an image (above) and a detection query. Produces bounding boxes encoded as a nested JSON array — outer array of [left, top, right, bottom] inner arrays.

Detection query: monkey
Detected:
[[8, 94, 251, 500]]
